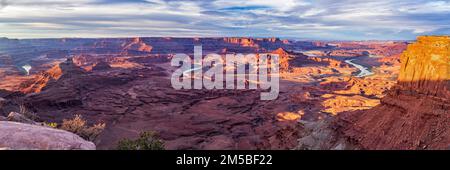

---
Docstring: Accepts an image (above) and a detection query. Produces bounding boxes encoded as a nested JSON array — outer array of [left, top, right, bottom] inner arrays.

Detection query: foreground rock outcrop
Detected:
[[298, 36, 450, 150], [0, 121, 95, 150]]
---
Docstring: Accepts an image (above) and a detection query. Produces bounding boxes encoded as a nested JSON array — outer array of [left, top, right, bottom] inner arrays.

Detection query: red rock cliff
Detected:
[[397, 36, 449, 98], [336, 36, 450, 149]]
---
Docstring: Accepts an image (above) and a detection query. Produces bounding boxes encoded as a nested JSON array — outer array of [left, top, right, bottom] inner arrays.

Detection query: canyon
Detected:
[[1, 36, 447, 150], [297, 36, 449, 150]]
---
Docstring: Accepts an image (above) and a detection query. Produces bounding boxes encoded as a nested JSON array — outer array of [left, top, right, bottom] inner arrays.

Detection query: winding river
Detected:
[[182, 64, 203, 75], [345, 59, 374, 77], [181, 58, 374, 78]]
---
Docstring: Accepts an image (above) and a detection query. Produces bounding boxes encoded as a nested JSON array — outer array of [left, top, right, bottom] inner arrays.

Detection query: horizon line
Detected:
[[0, 36, 417, 42]]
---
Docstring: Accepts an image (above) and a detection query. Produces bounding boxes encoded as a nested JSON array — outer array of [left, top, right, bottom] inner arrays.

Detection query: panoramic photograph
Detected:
[[0, 0, 448, 158]]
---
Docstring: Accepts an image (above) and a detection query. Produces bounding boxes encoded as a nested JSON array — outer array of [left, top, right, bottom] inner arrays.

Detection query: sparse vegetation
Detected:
[[60, 114, 105, 141], [19, 104, 38, 121], [43, 122, 58, 128], [117, 131, 165, 150], [8, 98, 39, 121]]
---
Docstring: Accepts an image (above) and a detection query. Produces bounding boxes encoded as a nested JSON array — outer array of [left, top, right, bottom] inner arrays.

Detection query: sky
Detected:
[[0, 0, 449, 40]]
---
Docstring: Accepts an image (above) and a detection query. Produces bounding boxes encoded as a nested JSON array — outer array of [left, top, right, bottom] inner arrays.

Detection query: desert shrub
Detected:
[[60, 114, 105, 141], [117, 131, 165, 150], [43, 122, 58, 128], [19, 104, 38, 121]]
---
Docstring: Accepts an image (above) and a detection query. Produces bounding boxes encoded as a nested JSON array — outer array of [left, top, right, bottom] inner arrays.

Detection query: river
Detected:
[[182, 59, 374, 78], [183, 64, 203, 75], [345, 59, 374, 77]]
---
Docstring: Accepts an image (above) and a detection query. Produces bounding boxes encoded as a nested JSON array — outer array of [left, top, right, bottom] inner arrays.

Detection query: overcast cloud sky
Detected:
[[0, 0, 449, 40]]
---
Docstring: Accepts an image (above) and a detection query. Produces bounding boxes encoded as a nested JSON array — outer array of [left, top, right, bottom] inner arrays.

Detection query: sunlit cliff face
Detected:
[[398, 36, 449, 98]]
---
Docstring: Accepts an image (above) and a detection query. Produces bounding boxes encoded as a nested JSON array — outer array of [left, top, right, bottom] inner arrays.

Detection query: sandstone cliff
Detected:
[[397, 36, 449, 98]]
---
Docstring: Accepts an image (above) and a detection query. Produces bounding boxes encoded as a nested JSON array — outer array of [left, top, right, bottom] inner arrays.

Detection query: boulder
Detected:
[[0, 121, 95, 150], [7, 112, 37, 125]]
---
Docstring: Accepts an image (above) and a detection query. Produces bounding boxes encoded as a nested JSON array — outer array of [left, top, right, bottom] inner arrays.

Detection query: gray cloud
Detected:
[[0, 0, 449, 40], [0, 0, 8, 9]]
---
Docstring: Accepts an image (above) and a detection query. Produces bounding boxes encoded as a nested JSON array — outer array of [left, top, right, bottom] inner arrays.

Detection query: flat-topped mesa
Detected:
[[223, 37, 259, 47], [397, 36, 449, 98]]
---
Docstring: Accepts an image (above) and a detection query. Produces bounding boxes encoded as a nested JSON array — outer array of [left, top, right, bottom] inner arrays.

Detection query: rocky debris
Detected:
[[296, 119, 355, 150], [6, 112, 38, 125], [0, 121, 95, 150], [0, 116, 6, 121]]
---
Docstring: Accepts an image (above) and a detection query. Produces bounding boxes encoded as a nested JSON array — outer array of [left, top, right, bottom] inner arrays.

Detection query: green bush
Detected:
[[117, 131, 165, 150]]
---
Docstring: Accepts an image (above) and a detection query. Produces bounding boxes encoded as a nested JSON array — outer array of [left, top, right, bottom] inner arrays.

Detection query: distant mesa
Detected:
[[223, 37, 259, 48], [121, 37, 153, 54]]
